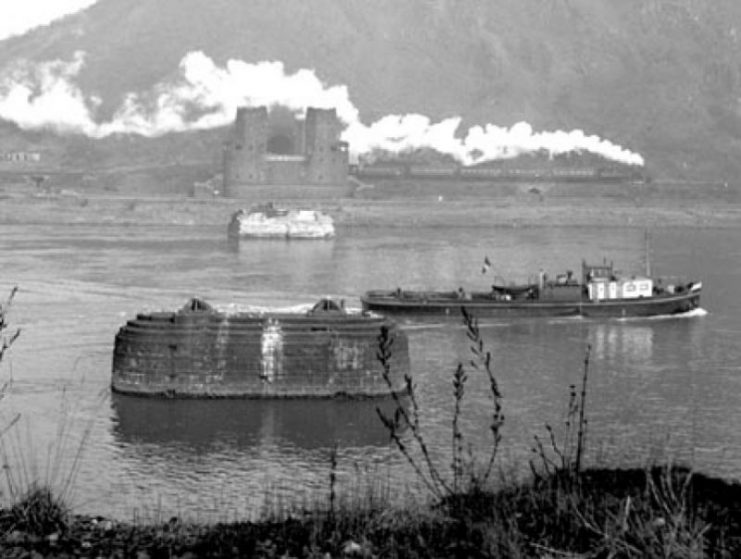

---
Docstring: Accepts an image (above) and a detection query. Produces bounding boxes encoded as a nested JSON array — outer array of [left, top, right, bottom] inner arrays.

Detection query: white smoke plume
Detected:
[[0, 51, 644, 166], [0, 51, 102, 135]]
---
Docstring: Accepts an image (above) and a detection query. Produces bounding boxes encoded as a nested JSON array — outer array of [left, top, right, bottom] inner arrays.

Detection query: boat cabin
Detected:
[[582, 260, 653, 301]]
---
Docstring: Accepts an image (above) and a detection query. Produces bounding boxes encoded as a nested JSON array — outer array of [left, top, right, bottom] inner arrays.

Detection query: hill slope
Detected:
[[0, 0, 739, 181]]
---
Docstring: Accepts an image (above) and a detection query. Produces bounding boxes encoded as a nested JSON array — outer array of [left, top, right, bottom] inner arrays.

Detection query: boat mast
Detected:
[[644, 229, 651, 277]]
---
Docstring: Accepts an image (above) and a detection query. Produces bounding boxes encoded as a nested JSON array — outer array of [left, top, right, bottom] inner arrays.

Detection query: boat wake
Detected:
[[675, 307, 708, 318], [614, 307, 708, 322]]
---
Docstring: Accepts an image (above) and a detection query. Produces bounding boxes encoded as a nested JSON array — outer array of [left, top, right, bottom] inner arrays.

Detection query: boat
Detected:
[[112, 298, 409, 398], [361, 260, 702, 320], [227, 202, 335, 239]]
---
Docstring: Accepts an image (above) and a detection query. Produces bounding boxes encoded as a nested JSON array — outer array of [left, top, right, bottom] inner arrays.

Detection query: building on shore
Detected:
[[222, 106, 349, 197]]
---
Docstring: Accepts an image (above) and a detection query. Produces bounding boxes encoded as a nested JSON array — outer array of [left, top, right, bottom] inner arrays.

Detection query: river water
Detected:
[[0, 219, 738, 521]]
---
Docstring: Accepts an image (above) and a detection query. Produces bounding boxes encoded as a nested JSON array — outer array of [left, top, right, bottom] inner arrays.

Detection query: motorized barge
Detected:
[[361, 261, 702, 320], [112, 298, 408, 398]]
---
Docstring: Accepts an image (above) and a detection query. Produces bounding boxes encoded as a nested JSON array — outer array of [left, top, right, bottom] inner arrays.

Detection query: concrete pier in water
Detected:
[[112, 298, 409, 398]]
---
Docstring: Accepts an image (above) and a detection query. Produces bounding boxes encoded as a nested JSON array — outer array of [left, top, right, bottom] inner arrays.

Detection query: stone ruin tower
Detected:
[[222, 106, 349, 197]]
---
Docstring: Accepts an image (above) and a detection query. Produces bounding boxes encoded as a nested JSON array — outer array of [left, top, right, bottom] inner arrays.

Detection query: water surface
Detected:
[[0, 220, 737, 520]]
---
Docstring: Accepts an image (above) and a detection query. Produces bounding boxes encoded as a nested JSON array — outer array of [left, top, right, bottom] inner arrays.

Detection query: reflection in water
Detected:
[[111, 394, 401, 452], [107, 395, 407, 520], [589, 323, 654, 362], [228, 238, 336, 276]]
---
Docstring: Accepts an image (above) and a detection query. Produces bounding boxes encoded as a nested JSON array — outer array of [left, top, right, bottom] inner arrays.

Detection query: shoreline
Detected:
[[2, 465, 740, 557], [0, 192, 739, 229]]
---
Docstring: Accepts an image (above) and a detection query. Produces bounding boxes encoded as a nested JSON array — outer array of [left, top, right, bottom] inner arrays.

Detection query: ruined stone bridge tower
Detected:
[[222, 106, 349, 197]]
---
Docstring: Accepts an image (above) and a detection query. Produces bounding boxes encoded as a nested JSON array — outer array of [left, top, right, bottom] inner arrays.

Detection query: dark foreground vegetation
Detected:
[[1, 296, 740, 558], [2, 465, 741, 558]]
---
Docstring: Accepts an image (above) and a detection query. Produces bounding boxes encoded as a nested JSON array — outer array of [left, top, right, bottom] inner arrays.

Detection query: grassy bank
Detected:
[[0, 464, 738, 558]]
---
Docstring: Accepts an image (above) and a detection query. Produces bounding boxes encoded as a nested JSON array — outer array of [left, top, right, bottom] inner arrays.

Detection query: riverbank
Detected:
[[0, 188, 740, 229], [1, 466, 739, 558]]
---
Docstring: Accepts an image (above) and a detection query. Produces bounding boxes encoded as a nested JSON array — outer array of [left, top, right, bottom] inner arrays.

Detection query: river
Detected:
[[0, 219, 738, 521]]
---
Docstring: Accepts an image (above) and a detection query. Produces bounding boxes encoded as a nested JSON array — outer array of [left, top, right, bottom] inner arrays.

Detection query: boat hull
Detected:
[[360, 290, 701, 320], [112, 306, 408, 398], [579, 292, 701, 318]]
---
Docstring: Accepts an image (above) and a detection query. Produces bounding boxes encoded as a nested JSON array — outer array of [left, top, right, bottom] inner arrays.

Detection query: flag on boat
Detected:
[[481, 256, 492, 274]]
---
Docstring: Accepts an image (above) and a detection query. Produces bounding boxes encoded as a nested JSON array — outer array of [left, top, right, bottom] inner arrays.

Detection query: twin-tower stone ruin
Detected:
[[222, 106, 349, 197]]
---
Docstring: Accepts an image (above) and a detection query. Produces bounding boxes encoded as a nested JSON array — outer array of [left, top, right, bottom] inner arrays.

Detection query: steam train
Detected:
[[350, 162, 646, 183]]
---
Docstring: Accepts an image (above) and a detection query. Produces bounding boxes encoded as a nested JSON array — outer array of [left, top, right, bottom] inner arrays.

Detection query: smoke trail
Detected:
[[0, 51, 102, 135], [0, 51, 644, 166]]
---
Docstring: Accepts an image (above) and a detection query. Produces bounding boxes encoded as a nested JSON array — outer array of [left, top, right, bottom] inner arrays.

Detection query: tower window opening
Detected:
[[267, 134, 295, 155]]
